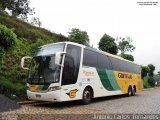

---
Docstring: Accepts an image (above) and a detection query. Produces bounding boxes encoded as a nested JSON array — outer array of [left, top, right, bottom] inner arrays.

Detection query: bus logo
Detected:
[[118, 73, 132, 79], [83, 70, 94, 76], [66, 89, 78, 98]]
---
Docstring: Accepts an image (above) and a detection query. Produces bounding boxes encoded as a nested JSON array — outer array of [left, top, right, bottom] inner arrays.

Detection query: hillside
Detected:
[[0, 11, 68, 99]]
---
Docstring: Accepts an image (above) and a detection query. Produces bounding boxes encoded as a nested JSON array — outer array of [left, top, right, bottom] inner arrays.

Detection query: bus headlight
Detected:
[[48, 86, 61, 91]]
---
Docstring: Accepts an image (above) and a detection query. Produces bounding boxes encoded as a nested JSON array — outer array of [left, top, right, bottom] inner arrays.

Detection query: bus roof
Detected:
[[39, 42, 140, 66]]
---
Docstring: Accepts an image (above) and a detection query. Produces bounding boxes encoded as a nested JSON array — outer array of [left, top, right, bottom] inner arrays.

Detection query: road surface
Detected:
[[1, 87, 160, 120]]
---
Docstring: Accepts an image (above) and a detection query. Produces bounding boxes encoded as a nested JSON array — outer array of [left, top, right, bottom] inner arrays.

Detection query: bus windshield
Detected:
[[28, 55, 61, 84], [35, 43, 65, 56]]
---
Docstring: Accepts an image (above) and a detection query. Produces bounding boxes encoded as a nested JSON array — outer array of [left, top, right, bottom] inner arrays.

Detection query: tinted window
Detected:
[[35, 43, 65, 56], [62, 45, 81, 85], [83, 49, 98, 68], [98, 54, 112, 69], [109, 56, 140, 74], [109, 57, 120, 71]]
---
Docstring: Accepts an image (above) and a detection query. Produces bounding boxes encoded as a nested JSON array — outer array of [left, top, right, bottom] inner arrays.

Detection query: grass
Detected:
[[0, 11, 68, 100]]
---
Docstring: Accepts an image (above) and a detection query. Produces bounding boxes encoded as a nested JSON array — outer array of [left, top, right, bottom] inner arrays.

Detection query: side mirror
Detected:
[[55, 52, 66, 67], [21, 56, 32, 70]]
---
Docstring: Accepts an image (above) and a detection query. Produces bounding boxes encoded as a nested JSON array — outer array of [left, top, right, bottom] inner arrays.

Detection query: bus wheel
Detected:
[[132, 87, 136, 96], [82, 87, 92, 105], [127, 87, 132, 97]]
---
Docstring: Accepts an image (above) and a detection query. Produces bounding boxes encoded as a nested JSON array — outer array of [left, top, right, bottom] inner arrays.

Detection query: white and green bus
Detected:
[[21, 42, 142, 104]]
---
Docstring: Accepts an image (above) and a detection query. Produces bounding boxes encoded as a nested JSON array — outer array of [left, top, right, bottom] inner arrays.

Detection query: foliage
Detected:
[[0, 24, 17, 51], [148, 77, 155, 87], [0, 47, 5, 59], [0, 11, 68, 42], [0, 0, 34, 20], [0, 76, 25, 97], [30, 17, 42, 28], [147, 64, 155, 77], [141, 66, 149, 79], [117, 37, 135, 54], [141, 64, 156, 79], [99, 34, 118, 55], [68, 28, 89, 46], [0, 12, 68, 100], [143, 76, 155, 88], [120, 54, 134, 61], [158, 71, 160, 76], [143, 78, 151, 88]]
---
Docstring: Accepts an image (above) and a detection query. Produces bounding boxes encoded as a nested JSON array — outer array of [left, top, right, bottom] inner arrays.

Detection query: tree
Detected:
[[141, 66, 149, 79], [158, 71, 160, 76], [98, 34, 118, 55], [117, 37, 135, 54], [120, 54, 134, 61], [148, 77, 155, 87], [147, 64, 155, 77], [68, 28, 89, 46], [31, 17, 42, 28], [0, 0, 34, 20]]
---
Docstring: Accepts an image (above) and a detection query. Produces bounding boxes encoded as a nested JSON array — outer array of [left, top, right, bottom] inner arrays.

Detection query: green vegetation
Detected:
[[158, 71, 160, 76], [0, 24, 17, 51], [68, 28, 89, 46], [143, 78, 151, 88], [0, 76, 25, 98], [0, 0, 34, 20], [0, 11, 68, 100], [141, 64, 156, 88], [120, 54, 134, 62], [98, 34, 118, 55], [117, 37, 135, 54], [98, 35, 135, 61], [147, 64, 155, 77]]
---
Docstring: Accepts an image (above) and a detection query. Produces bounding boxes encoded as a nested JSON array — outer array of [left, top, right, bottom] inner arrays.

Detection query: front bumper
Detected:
[[27, 90, 61, 102]]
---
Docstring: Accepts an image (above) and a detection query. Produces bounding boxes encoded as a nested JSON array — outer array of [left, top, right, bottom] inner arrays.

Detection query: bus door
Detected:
[[61, 44, 81, 100]]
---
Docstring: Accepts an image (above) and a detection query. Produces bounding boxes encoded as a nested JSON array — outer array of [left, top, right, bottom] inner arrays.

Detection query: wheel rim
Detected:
[[84, 90, 91, 101], [129, 89, 132, 96], [133, 88, 135, 95]]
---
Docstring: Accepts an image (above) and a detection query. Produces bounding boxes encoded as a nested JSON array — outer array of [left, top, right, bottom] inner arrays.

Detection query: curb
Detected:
[[142, 87, 159, 91], [18, 101, 38, 104]]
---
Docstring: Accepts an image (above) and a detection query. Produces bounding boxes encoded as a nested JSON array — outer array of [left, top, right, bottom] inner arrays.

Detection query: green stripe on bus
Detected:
[[97, 68, 120, 91], [105, 70, 120, 90], [97, 68, 114, 91]]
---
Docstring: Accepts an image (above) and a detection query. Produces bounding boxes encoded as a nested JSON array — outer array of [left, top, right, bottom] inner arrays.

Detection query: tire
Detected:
[[82, 88, 92, 105], [127, 87, 132, 97], [132, 87, 136, 96]]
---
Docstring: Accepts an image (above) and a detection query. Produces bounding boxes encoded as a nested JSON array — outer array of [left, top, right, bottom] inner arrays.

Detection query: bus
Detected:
[[21, 42, 142, 104]]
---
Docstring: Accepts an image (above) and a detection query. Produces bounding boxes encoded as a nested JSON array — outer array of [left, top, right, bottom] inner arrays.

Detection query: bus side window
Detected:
[[109, 57, 120, 71], [98, 54, 112, 69], [62, 44, 81, 85], [62, 54, 74, 85], [83, 49, 98, 68]]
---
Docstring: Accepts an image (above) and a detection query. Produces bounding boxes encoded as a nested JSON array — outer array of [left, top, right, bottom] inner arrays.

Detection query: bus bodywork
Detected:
[[21, 42, 142, 104]]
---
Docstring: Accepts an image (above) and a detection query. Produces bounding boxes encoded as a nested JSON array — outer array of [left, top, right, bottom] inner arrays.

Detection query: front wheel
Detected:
[[82, 88, 92, 105]]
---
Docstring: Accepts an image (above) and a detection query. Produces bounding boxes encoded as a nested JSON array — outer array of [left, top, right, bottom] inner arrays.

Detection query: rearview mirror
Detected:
[[21, 56, 32, 70], [55, 52, 66, 67]]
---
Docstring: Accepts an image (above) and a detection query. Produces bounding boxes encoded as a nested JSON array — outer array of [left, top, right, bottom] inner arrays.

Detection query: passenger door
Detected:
[[61, 44, 81, 100]]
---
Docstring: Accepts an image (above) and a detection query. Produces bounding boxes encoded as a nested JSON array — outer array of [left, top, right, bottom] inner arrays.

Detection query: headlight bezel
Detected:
[[48, 86, 61, 91]]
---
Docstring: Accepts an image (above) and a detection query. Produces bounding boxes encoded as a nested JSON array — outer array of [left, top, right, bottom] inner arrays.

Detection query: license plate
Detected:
[[36, 94, 41, 98]]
